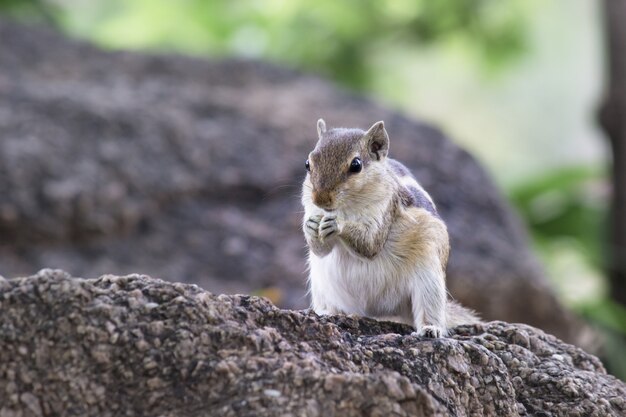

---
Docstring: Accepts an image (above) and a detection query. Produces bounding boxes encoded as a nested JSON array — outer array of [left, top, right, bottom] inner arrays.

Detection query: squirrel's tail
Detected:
[[446, 300, 481, 328]]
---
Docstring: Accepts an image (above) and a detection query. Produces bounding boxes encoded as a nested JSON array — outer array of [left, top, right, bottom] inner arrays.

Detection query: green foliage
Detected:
[[510, 166, 626, 381], [0, 0, 34, 10], [1, 0, 531, 89], [579, 300, 626, 381], [0, 0, 56, 22], [509, 166, 607, 269]]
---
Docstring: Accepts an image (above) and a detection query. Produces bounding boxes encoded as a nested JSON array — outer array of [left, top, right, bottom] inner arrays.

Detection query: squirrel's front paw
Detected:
[[304, 214, 324, 239], [414, 325, 445, 338], [319, 214, 339, 241]]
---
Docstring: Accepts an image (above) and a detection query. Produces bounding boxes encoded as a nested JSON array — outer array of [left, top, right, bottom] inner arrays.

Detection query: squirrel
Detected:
[[301, 119, 479, 337]]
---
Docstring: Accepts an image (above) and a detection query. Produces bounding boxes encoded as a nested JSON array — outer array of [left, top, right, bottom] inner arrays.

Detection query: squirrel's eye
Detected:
[[349, 157, 362, 173], [305, 159, 311, 172]]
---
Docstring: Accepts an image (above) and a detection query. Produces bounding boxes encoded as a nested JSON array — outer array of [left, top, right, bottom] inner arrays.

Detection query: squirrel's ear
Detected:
[[317, 119, 327, 138], [365, 121, 389, 160]]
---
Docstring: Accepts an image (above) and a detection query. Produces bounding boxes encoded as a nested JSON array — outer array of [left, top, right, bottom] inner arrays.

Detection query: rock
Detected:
[[0, 270, 622, 417], [0, 19, 585, 346]]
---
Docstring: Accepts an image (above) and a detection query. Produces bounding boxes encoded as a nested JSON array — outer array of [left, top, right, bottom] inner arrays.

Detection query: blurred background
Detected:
[[1, 0, 624, 378]]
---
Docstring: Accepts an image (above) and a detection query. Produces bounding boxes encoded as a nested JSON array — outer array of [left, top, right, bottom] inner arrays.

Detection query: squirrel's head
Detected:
[[303, 119, 391, 211]]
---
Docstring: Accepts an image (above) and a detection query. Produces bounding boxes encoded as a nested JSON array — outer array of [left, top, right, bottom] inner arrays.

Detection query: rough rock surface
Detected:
[[0, 270, 623, 417], [0, 19, 585, 345]]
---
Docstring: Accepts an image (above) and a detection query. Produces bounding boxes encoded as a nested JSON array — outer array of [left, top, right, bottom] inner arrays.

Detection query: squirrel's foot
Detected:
[[319, 214, 339, 241], [414, 325, 445, 338], [304, 214, 323, 239]]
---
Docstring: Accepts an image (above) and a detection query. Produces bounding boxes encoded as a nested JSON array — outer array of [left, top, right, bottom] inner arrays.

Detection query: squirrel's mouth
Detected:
[[311, 189, 337, 211]]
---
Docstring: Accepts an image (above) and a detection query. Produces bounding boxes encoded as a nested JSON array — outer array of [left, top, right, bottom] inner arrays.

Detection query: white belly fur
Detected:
[[309, 242, 415, 320]]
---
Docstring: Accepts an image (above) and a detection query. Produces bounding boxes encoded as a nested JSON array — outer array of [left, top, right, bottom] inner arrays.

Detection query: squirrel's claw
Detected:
[[304, 214, 323, 239], [414, 325, 444, 339], [319, 215, 339, 240]]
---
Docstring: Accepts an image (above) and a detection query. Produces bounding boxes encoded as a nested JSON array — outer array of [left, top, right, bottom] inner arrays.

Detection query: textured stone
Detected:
[[0, 270, 623, 417], [0, 19, 586, 346]]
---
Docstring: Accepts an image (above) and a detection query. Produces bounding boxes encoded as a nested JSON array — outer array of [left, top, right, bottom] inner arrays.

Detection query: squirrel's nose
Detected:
[[312, 190, 335, 209]]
